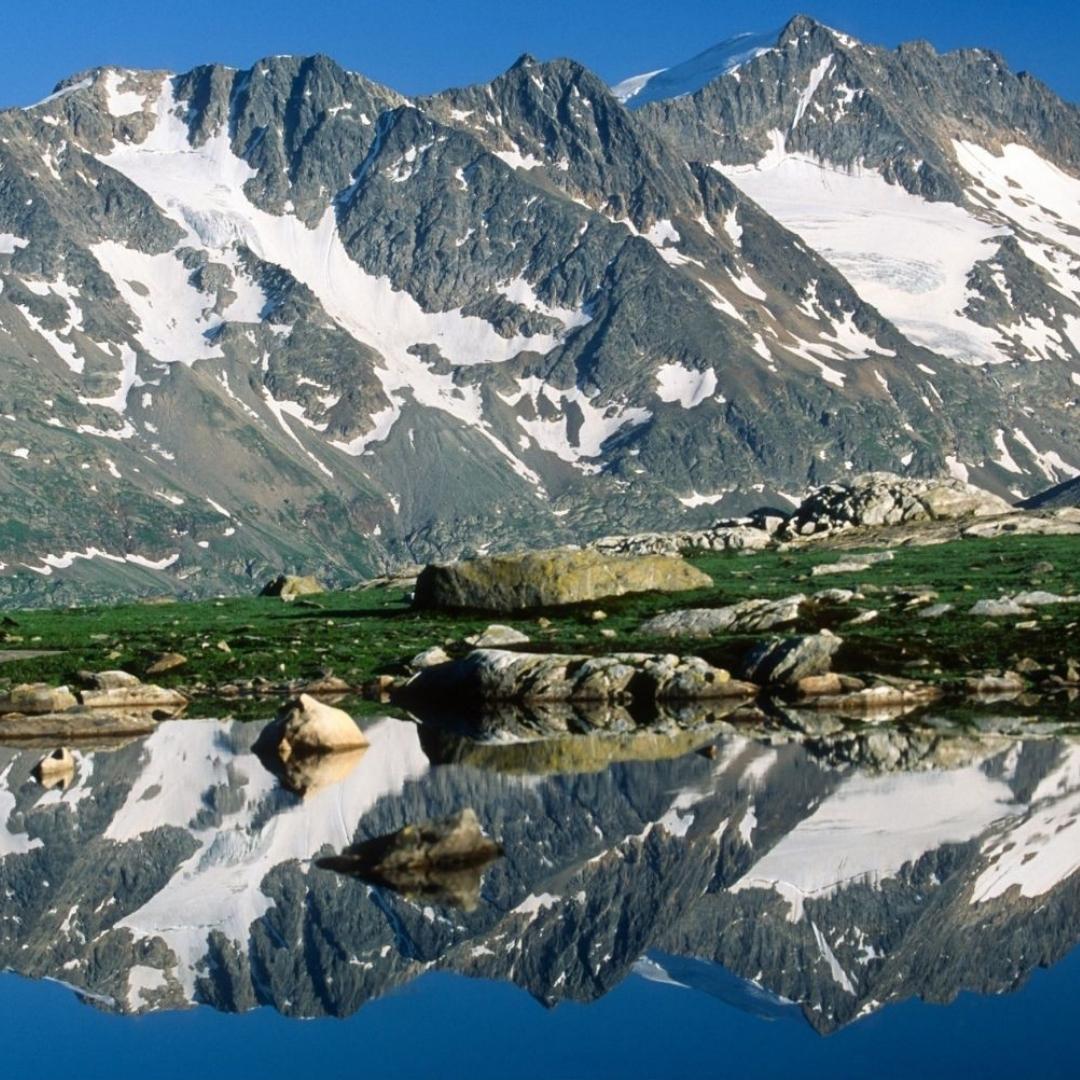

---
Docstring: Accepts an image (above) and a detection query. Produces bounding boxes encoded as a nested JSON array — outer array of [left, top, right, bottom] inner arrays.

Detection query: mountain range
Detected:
[[1, 14, 1079, 604]]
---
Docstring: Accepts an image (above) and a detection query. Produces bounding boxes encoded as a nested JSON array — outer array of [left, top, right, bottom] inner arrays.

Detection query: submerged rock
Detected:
[[316, 808, 503, 910], [413, 548, 711, 613]]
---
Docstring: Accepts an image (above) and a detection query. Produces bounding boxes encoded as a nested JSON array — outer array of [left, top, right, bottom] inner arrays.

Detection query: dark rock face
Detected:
[[0, 17, 1079, 604]]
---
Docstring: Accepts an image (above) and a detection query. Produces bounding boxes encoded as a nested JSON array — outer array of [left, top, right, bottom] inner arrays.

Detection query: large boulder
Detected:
[[781, 473, 1010, 539], [413, 548, 711, 613], [739, 633, 843, 686], [255, 694, 368, 760], [261, 574, 324, 601], [639, 595, 804, 638]]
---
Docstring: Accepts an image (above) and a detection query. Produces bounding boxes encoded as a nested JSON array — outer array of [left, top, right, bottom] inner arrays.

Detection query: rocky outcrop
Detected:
[[255, 694, 369, 760], [592, 521, 778, 557], [412, 549, 711, 613], [402, 648, 756, 706], [738, 633, 842, 686], [261, 575, 324, 601], [638, 595, 804, 638], [316, 809, 503, 910], [962, 510, 1080, 538], [780, 474, 1011, 540]]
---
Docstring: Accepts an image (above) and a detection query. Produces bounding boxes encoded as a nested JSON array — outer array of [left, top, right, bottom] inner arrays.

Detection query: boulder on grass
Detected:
[[413, 548, 711, 613], [261, 575, 324, 601]]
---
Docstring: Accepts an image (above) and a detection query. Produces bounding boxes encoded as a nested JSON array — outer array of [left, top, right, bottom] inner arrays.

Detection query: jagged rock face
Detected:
[[0, 17, 1079, 604], [0, 716, 1077, 1033]]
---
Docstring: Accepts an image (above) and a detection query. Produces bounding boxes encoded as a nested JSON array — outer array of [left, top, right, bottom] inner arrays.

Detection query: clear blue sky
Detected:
[[2, 0, 1078, 108]]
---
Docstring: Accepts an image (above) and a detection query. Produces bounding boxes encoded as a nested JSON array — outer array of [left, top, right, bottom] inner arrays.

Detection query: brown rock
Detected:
[[796, 673, 843, 697], [145, 652, 187, 676], [33, 747, 75, 787], [256, 694, 368, 760]]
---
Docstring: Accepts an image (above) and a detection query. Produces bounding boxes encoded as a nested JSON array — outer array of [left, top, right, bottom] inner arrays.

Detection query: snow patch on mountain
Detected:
[[719, 140, 1008, 366], [613, 30, 779, 108], [731, 765, 1016, 921]]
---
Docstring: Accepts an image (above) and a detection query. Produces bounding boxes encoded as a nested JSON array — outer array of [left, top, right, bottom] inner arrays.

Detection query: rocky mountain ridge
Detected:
[[0, 15, 1078, 604]]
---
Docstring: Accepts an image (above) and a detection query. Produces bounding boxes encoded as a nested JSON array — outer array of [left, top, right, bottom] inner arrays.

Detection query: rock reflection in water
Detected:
[[0, 709, 1076, 1033]]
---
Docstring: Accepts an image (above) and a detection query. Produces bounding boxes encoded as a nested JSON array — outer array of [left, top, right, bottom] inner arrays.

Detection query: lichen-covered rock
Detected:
[[413, 549, 711, 613], [639, 595, 804, 638]]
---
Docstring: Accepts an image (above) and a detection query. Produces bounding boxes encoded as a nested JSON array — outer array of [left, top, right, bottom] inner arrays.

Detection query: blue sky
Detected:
[[1, 0, 1078, 108]]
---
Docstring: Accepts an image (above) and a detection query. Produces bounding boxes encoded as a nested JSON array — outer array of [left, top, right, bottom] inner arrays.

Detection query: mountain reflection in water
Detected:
[[0, 712, 1077, 1039]]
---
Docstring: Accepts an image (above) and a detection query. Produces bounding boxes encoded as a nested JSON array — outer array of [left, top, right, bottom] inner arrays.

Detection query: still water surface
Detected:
[[0, 713, 1076, 1078]]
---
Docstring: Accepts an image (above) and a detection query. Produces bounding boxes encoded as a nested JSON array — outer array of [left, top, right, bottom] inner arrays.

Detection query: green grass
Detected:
[[1, 533, 1078, 718]]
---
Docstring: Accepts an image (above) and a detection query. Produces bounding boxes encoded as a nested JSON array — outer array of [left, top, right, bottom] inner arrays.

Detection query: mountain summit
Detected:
[[0, 17, 1078, 603]]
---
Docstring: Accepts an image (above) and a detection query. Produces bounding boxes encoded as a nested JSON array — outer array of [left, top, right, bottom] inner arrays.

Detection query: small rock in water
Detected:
[[255, 694, 369, 761], [315, 808, 503, 910], [33, 747, 75, 788]]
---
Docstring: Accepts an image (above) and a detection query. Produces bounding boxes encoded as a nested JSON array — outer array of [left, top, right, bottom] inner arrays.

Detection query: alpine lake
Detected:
[[1, 534, 1078, 1078]]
